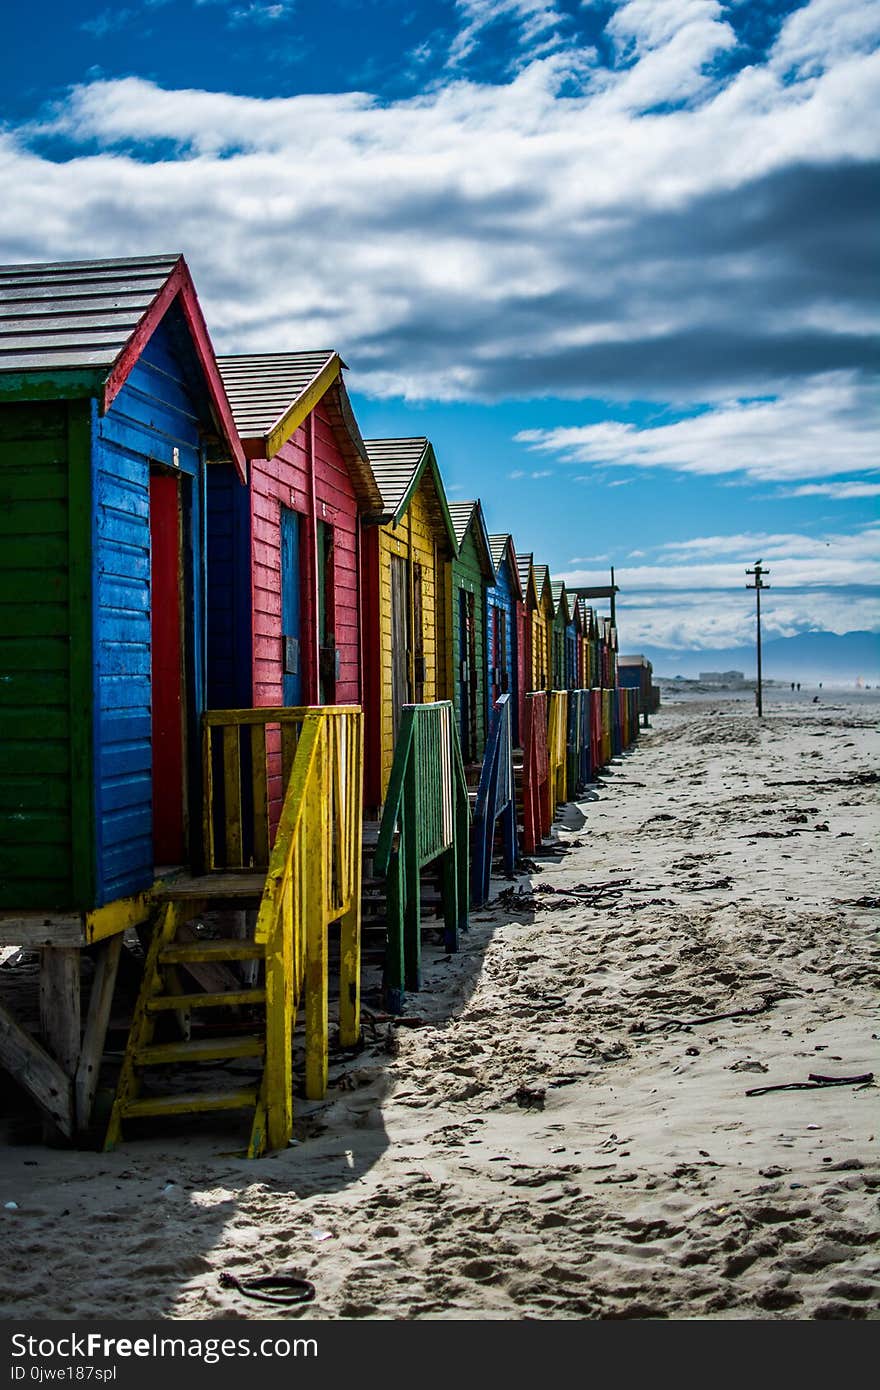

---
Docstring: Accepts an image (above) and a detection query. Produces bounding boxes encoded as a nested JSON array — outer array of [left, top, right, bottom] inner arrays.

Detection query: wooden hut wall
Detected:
[[92, 314, 213, 906], [551, 596, 567, 690], [248, 406, 361, 709], [565, 610, 579, 689], [448, 522, 488, 764], [0, 398, 91, 910], [0, 309, 231, 912], [486, 548, 518, 734]]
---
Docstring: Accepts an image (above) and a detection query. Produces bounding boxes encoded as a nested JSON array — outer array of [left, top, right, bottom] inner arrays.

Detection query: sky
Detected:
[[2, 0, 878, 675]]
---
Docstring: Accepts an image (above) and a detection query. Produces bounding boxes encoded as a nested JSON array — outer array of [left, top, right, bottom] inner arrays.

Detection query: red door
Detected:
[[150, 471, 186, 866]]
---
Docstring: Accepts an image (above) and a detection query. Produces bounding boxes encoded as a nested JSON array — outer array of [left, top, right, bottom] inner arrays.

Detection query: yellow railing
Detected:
[[202, 706, 363, 1156], [547, 690, 569, 809]]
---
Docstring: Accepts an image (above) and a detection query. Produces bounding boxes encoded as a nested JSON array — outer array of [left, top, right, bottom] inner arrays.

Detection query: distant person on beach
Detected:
[[791, 682, 795, 690], [797, 683, 801, 691]]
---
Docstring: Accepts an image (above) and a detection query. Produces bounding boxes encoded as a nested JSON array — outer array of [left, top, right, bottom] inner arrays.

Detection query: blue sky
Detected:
[[2, 0, 878, 672]]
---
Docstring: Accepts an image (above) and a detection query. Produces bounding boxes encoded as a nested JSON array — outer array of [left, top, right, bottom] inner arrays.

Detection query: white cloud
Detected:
[[516, 374, 879, 483], [0, 0, 874, 412], [781, 480, 880, 500], [559, 523, 880, 648], [448, 1, 568, 67]]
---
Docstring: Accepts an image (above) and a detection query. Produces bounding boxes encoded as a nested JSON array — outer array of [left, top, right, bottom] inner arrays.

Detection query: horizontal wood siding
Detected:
[[93, 316, 205, 905], [486, 556, 516, 730], [370, 480, 445, 805], [0, 401, 84, 908], [449, 528, 487, 760]]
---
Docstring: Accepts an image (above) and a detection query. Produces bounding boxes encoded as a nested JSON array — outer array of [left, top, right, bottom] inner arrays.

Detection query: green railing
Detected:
[[373, 702, 470, 1013]]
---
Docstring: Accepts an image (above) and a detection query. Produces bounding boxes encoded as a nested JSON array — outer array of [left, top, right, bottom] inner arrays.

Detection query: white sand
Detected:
[[1, 695, 877, 1320]]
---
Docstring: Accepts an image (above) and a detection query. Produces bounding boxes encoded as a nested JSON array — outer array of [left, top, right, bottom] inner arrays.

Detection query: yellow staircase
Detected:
[[105, 706, 364, 1158], [104, 898, 273, 1156]]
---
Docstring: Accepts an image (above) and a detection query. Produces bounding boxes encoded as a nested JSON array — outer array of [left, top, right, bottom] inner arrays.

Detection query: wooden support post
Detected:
[[0, 1000, 75, 1138], [75, 935, 122, 1132], [403, 756, 421, 993], [39, 947, 80, 1139], [264, 876, 293, 1150], [339, 719, 363, 1048], [304, 732, 328, 1100], [442, 840, 459, 954]]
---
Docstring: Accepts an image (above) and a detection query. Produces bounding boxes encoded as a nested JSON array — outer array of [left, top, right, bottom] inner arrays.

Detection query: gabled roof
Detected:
[[0, 253, 245, 480], [364, 437, 458, 552], [533, 564, 554, 612], [511, 550, 539, 606], [216, 351, 381, 512], [447, 500, 495, 583], [488, 534, 524, 600], [550, 580, 571, 624]]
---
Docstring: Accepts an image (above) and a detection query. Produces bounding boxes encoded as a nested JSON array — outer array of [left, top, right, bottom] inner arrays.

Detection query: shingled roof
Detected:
[[447, 500, 496, 582], [0, 252, 244, 478], [217, 351, 381, 512], [364, 437, 458, 550]]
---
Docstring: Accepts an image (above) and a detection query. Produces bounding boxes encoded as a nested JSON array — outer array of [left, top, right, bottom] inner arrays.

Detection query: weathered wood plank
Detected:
[[0, 1000, 74, 1137], [74, 935, 122, 1131]]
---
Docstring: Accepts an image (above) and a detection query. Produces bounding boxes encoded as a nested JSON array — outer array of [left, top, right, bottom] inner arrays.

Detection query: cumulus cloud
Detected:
[[0, 0, 874, 413], [560, 523, 880, 648], [516, 374, 880, 483], [780, 480, 880, 500]]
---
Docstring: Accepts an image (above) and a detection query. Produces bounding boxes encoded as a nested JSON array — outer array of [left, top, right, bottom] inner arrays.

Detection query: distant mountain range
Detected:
[[628, 631, 880, 685]]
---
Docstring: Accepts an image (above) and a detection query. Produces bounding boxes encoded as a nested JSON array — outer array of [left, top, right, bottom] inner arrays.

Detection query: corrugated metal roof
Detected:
[[533, 564, 550, 596], [488, 533, 512, 569], [516, 552, 533, 593], [447, 500, 478, 549], [0, 254, 181, 373], [364, 437, 429, 515], [216, 350, 338, 438], [551, 580, 565, 613]]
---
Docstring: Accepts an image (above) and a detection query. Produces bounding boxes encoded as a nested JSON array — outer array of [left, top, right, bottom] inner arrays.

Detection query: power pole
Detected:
[[746, 560, 770, 717]]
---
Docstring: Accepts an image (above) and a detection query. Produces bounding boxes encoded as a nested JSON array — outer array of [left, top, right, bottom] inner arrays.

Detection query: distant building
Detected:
[[699, 670, 745, 683]]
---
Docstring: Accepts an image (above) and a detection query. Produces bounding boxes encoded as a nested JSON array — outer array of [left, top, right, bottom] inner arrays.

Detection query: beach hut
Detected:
[[515, 552, 536, 708], [486, 533, 524, 744], [360, 438, 457, 811], [0, 253, 244, 919], [209, 351, 381, 716], [531, 565, 555, 692], [566, 593, 581, 690], [550, 580, 570, 690], [446, 500, 496, 767]]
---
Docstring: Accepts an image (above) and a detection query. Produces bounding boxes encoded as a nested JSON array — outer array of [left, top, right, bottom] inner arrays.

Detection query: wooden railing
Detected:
[[202, 706, 363, 1153], [547, 690, 568, 808], [601, 689, 614, 767], [566, 689, 592, 796], [522, 690, 550, 854], [471, 694, 517, 907], [373, 702, 470, 1013]]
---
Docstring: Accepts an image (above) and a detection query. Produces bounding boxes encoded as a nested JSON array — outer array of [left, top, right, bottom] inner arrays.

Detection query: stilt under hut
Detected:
[[360, 438, 458, 813], [446, 501, 496, 771], [0, 253, 246, 1138], [487, 534, 524, 745]]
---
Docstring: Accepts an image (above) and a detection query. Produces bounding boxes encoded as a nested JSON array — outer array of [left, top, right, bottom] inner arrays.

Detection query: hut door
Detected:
[[458, 589, 477, 761], [280, 506, 302, 706], [149, 471, 186, 867], [412, 563, 425, 703], [317, 520, 335, 704], [390, 554, 409, 742]]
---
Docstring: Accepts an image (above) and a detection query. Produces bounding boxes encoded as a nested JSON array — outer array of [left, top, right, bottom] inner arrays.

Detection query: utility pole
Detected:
[[746, 560, 770, 717]]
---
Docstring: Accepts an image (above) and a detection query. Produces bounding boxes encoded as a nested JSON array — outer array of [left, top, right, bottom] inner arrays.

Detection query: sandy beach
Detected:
[[1, 693, 877, 1321]]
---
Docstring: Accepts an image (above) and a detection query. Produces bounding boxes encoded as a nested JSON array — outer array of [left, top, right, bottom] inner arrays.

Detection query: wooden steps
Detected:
[[105, 898, 271, 1156], [119, 1088, 259, 1119], [135, 1035, 265, 1065]]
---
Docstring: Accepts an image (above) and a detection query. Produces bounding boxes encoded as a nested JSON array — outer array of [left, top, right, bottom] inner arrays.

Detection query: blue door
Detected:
[[281, 506, 302, 706]]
